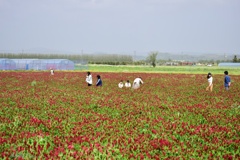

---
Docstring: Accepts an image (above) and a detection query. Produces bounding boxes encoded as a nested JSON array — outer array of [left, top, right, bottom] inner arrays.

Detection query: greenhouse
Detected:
[[218, 63, 240, 67], [12, 59, 38, 70], [11, 59, 75, 70], [0, 58, 16, 70]]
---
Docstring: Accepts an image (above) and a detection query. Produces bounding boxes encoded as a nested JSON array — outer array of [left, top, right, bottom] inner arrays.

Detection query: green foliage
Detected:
[[87, 65, 240, 75], [31, 80, 37, 86], [0, 72, 240, 159], [0, 53, 133, 64], [146, 51, 158, 67], [232, 55, 240, 62]]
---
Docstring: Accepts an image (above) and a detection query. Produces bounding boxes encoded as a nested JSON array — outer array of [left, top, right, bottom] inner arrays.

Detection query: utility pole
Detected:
[[22, 49, 24, 59]]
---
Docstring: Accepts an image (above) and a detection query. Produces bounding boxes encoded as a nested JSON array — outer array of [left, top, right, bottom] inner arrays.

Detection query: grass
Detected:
[[78, 64, 240, 75], [2, 64, 238, 75]]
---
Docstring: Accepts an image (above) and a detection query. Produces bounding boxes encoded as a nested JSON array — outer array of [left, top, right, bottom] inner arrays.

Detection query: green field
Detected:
[[1, 72, 239, 159], [80, 64, 240, 75]]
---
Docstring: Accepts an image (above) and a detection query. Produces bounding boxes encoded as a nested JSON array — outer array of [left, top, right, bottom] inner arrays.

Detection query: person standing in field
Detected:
[[86, 71, 92, 86], [224, 71, 231, 91], [206, 72, 213, 92], [125, 80, 131, 88], [118, 80, 124, 88], [50, 69, 54, 75], [96, 75, 102, 86], [132, 77, 144, 89]]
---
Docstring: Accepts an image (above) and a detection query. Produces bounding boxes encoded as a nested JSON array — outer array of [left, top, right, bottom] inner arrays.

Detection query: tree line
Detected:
[[233, 55, 240, 62], [146, 52, 236, 67], [0, 53, 133, 65], [1, 52, 238, 66]]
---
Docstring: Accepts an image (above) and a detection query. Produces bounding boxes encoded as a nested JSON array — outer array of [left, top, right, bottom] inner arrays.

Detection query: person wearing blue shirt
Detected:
[[224, 71, 231, 91], [96, 75, 102, 86]]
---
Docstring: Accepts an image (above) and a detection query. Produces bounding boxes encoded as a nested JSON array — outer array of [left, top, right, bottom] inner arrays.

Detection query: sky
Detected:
[[0, 0, 239, 55]]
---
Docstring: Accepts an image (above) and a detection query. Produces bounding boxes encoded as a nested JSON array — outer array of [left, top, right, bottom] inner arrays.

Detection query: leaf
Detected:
[[31, 80, 37, 86]]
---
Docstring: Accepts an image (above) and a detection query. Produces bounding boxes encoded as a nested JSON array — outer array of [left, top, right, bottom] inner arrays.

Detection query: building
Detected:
[[0, 58, 16, 70], [218, 63, 240, 67], [11, 59, 75, 70]]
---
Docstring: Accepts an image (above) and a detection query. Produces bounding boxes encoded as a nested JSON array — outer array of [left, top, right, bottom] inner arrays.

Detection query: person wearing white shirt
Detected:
[[118, 80, 124, 88], [206, 73, 213, 92], [50, 69, 54, 75], [125, 80, 131, 88], [86, 71, 92, 86], [132, 77, 144, 89]]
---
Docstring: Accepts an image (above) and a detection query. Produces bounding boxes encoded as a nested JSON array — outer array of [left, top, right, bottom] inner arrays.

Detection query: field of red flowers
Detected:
[[0, 71, 239, 159]]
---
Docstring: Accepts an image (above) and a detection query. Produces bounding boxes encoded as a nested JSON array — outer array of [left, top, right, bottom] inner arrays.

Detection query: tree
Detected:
[[233, 55, 238, 62], [147, 51, 158, 67]]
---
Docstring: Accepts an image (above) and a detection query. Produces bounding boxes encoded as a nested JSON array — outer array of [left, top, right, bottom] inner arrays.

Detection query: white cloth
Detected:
[[133, 78, 143, 85], [208, 77, 213, 86], [125, 82, 131, 88], [86, 75, 92, 84], [118, 82, 124, 88], [132, 78, 143, 89]]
